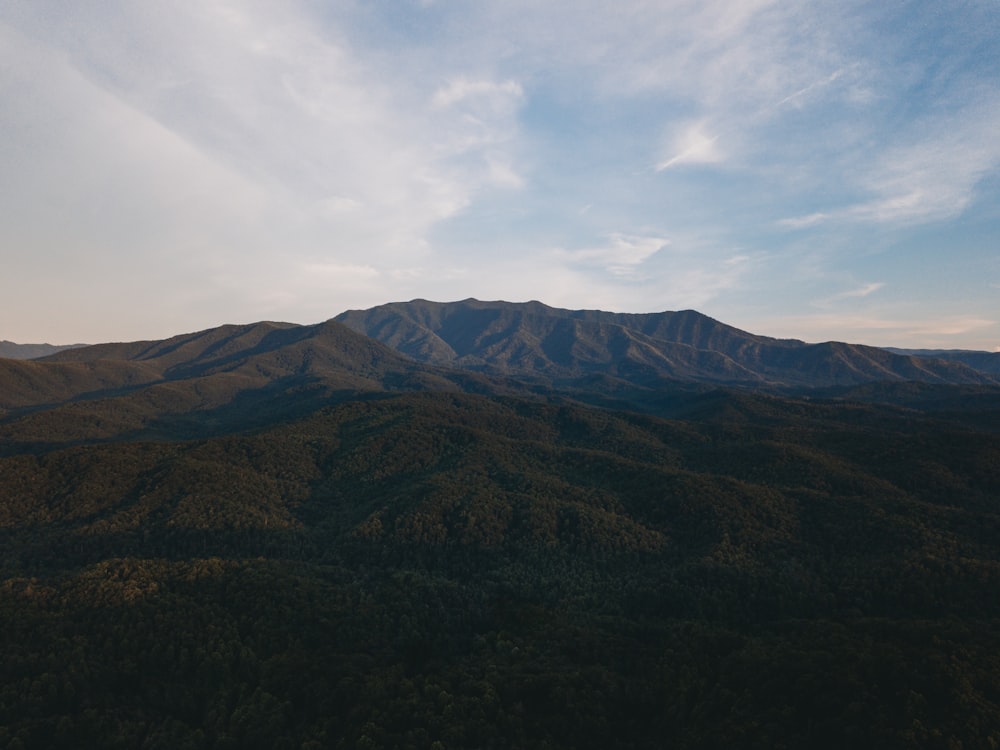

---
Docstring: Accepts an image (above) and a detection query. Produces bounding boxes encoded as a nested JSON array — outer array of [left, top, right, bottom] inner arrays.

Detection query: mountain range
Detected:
[[335, 299, 998, 387], [3, 299, 995, 410], [2, 299, 995, 448], [2, 299, 1000, 748]]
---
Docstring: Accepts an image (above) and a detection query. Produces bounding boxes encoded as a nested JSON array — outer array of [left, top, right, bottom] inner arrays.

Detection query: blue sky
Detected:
[[2, 1, 998, 350]]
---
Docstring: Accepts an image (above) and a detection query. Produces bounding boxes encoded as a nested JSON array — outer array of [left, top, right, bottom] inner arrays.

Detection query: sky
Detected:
[[2, 1, 999, 350]]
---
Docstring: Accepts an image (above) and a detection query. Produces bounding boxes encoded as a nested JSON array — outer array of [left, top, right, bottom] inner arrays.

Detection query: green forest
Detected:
[[2, 382, 1000, 748]]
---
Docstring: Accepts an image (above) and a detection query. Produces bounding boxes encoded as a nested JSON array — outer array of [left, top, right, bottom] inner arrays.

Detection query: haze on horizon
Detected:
[[2, 1, 998, 351]]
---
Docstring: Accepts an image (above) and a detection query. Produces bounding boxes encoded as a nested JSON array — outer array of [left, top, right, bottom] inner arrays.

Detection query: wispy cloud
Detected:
[[775, 68, 846, 108], [427, 242, 755, 316], [779, 96, 1000, 228], [656, 121, 723, 171], [776, 213, 832, 230], [815, 282, 886, 308], [843, 282, 884, 299], [0, 1, 534, 334], [431, 78, 523, 110], [427, 76, 526, 189], [558, 234, 669, 278]]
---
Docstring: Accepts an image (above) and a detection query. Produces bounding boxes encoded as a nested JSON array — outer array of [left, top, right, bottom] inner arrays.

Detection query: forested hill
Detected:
[[0, 318, 528, 445], [2, 383, 1000, 748], [336, 298, 997, 388]]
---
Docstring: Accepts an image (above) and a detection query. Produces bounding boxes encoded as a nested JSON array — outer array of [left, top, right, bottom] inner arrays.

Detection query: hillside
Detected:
[[336, 299, 997, 388]]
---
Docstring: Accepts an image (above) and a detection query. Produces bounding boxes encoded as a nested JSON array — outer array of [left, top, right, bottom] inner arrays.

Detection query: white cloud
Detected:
[[825, 282, 886, 303], [427, 76, 527, 188], [779, 96, 1000, 228], [776, 213, 831, 229], [431, 78, 524, 110], [484, 156, 526, 189], [406, 248, 751, 316], [845, 282, 884, 298], [657, 121, 723, 171], [851, 106, 1000, 225], [0, 22, 276, 278], [558, 234, 669, 278], [537, 234, 756, 314], [775, 68, 847, 109], [0, 1, 538, 340]]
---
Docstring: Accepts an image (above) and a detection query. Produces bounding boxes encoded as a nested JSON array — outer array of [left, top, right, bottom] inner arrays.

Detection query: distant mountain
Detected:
[[336, 298, 998, 388], [3, 302, 996, 450], [0, 340, 85, 360], [884, 347, 1000, 375]]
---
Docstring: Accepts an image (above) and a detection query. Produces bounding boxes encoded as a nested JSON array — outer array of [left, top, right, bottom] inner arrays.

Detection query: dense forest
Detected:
[[2, 314, 1000, 748]]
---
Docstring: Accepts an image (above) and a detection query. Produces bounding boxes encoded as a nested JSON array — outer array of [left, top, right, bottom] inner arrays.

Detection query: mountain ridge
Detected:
[[335, 298, 997, 388], [4, 301, 996, 432]]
